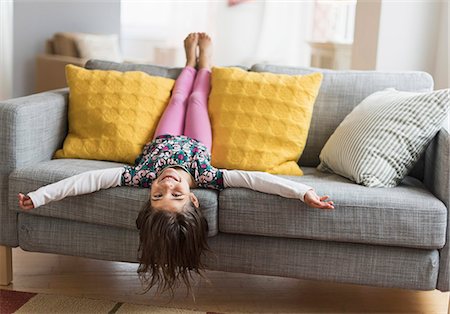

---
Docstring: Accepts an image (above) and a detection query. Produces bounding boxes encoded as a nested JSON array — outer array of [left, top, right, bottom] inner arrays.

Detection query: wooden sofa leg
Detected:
[[0, 245, 13, 285], [448, 292, 450, 314]]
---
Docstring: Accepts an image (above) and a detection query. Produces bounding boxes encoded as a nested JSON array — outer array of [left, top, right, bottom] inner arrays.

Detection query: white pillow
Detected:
[[317, 88, 449, 187], [75, 33, 123, 62]]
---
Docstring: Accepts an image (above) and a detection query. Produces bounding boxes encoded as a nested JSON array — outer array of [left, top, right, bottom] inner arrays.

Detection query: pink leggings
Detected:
[[153, 66, 212, 151]]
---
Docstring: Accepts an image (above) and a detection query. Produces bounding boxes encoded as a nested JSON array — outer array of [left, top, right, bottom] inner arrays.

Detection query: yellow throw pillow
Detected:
[[209, 67, 322, 175], [54, 65, 174, 164]]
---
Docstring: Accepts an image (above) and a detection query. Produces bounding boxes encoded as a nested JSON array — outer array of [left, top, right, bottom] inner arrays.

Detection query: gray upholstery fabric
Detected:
[[18, 214, 439, 291], [0, 175, 16, 246], [85, 59, 248, 80], [206, 233, 439, 291], [85, 59, 183, 79], [9, 159, 219, 237], [85, 59, 249, 78], [1, 64, 448, 293], [250, 64, 434, 173], [18, 213, 139, 263], [0, 89, 68, 169], [219, 167, 446, 249], [0, 90, 69, 245], [425, 129, 450, 291]]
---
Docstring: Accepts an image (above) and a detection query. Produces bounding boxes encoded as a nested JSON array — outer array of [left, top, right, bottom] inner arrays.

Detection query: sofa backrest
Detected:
[[85, 59, 249, 78], [85, 60, 434, 177], [85, 59, 183, 79], [250, 64, 434, 168]]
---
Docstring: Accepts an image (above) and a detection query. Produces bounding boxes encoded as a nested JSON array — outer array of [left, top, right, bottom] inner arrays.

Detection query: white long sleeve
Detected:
[[28, 168, 124, 208], [222, 169, 313, 202]]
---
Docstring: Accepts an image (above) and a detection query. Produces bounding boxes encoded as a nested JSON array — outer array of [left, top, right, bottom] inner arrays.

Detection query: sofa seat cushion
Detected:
[[218, 167, 446, 249], [9, 159, 219, 237]]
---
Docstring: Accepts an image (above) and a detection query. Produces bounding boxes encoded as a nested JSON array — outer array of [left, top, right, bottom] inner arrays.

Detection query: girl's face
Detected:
[[150, 167, 199, 212]]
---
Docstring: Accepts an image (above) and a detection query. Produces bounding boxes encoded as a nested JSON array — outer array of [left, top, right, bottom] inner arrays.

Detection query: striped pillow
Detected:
[[317, 88, 449, 187]]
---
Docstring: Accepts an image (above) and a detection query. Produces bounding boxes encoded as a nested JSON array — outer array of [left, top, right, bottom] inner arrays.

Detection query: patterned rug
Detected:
[[0, 290, 224, 314]]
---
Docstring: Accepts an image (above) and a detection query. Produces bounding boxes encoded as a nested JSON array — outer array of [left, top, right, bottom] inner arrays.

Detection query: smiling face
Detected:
[[150, 167, 199, 212]]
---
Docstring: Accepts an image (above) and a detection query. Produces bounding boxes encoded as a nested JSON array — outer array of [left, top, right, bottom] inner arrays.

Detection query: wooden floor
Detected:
[[2, 248, 449, 313]]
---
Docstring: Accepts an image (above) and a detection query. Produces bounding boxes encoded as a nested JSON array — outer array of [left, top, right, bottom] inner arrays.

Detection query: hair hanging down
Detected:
[[135, 200, 210, 295]]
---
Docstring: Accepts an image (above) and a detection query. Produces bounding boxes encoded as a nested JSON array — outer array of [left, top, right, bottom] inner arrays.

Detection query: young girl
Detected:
[[18, 33, 334, 294]]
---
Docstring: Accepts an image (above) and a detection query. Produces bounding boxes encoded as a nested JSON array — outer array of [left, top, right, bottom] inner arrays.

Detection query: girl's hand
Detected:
[[304, 190, 334, 210], [18, 193, 35, 211]]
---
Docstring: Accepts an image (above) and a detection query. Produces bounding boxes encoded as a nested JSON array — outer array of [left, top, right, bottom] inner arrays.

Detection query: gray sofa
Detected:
[[1, 61, 449, 300]]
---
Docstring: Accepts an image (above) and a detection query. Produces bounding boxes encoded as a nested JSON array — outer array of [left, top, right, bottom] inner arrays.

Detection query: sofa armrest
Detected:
[[0, 89, 69, 171], [424, 128, 450, 207], [0, 89, 69, 246], [426, 128, 450, 291]]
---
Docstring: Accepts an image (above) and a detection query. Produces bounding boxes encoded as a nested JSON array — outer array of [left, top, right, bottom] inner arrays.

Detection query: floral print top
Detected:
[[121, 134, 224, 190]]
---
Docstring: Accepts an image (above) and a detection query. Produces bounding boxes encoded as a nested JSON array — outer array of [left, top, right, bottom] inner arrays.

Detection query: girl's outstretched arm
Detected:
[[222, 170, 334, 210], [18, 168, 124, 210]]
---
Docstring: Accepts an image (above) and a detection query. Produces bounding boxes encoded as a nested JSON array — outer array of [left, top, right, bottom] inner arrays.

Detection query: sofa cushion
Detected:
[[317, 88, 449, 187], [53, 32, 81, 57], [250, 64, 435, 169], [9, 159, 219, 237], [54, 65, 174, 164], [75, 33, 123, 63], [218, 167, 446, 249], [208, 67, 322, 175]]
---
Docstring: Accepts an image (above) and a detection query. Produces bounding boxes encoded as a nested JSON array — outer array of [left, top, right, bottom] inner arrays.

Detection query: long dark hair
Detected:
[[135, 200, 210, 295]]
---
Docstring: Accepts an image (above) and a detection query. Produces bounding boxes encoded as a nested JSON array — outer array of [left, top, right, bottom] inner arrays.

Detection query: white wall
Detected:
[[352, 0, 448, 89], [213, 1, 265, 67], [0, 0, 13, 101], [12, 0, 121, 97], [121, 1, 313, 68], [121, 1, 213, 65], [209, 1, 313, 67], [376, 1, 441, 75]]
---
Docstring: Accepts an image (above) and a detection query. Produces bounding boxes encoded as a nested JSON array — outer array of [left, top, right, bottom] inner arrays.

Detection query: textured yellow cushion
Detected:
[[209, 67, 322, 175], [54, 65, 174, 164]]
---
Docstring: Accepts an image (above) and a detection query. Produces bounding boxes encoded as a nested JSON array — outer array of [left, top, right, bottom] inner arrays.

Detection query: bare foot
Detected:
[[197, 32, 212, 70], [184, 33, 198, 68]]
